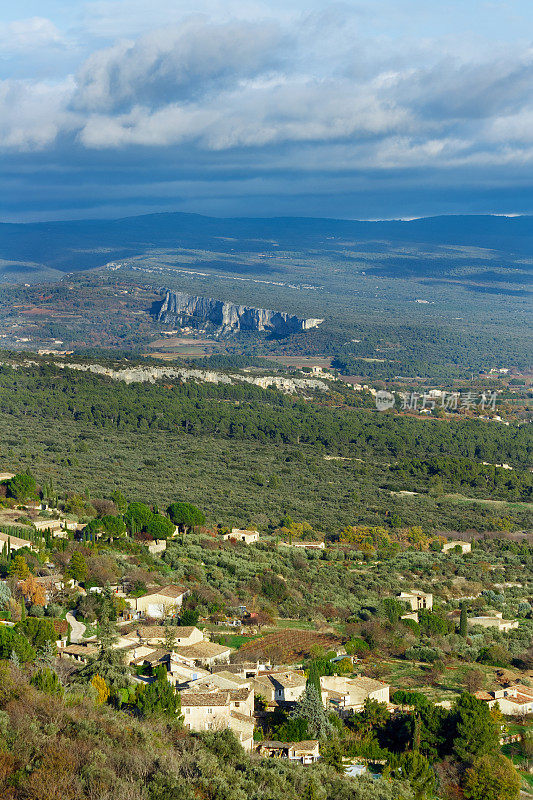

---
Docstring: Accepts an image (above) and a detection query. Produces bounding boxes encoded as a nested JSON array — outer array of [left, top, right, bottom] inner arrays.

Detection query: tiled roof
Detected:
[[350, 676, 388, 692], [174, 641, 231, 659], [181, 692, 230, 707], [141, 585, 188, 599], [0, 531, 33, 548], [132, 625, 197, 639]]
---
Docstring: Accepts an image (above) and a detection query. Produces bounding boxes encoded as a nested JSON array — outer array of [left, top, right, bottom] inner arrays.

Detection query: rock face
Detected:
[[153, 291, 323, 335]]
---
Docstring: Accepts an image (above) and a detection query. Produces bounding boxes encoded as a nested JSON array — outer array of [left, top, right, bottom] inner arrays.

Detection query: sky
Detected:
[[2, 0, 533, 221]]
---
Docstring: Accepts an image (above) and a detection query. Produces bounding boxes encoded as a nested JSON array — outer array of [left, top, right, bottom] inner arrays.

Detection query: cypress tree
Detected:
[[460, 603, 468, 638]]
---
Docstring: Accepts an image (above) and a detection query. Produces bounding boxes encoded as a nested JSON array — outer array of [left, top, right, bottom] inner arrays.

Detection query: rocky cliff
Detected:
[[153, 291, 323, 334]]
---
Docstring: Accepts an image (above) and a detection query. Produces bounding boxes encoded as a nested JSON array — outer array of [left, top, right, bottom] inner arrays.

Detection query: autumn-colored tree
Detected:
[[20, 575, 46, 606], [91, 673, 109, 705]]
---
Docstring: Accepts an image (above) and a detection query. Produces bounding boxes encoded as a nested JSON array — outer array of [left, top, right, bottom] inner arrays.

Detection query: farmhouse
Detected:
[[320, 675, 390, 715], [126, 625, 203, 647], [223, 528, 259, 544], [442, 541, 472, 554], [0, 531, 36, 552], [279, 541, 325, 550], [398, 590, 433, 611], [476, 685, 533, 716], [181, 688, 255, 749], [134, 585, 188, 618], [255, 740, 320, 764], [173, 641, 232, 668], [252, 671, 307, 704], [468, 613, 518, 632]]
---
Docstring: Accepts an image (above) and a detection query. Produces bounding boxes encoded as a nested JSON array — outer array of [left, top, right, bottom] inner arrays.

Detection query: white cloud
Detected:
[[0, 17, 66, 55], [0, 78, 75, 150]]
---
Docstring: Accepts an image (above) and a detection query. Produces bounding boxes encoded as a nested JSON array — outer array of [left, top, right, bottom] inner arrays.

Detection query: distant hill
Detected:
[[0, 212, 532, 274]]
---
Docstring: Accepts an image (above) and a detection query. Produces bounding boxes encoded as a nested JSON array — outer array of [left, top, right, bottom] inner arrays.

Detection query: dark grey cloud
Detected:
[[2, 4, 533, 220], [72, 19, 287, 113]]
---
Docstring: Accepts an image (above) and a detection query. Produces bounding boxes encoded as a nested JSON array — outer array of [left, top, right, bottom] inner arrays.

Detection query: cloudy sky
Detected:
[[2, 0, 533, 221]]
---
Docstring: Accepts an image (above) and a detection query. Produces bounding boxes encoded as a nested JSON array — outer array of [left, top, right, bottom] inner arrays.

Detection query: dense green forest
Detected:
[[0, 360, 530, 532]]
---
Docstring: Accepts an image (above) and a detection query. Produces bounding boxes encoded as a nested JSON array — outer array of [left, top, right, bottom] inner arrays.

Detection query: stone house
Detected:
[[126, 625, 203, 647], [252, 671, 307, 704], [442, 541, 472, 554], [320, 675, 390, 715], [398, 590, 433, 612], [134, 585, 189, 618], [255, 740, 320, 763], [173, 640, 232, 668], [181, 688, 255, 749], [468, 613, 518, 632], [476, 685, 533, 716], [223, 529, 259, 544]]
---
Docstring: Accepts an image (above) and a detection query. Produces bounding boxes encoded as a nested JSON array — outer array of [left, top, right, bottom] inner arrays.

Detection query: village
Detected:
[[0, 465, 532, 790]]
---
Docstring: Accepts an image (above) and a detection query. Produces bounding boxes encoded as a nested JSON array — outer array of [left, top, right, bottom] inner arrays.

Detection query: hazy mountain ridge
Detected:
[[1, 212, 533, 274]]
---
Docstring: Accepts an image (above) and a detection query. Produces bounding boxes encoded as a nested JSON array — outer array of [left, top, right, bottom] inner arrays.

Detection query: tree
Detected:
[[398, 751, 435, 800], [124, 502, 153, 535], [8, 555, 29, 580], [7, 472, 37, 503], [290, 683, 332, 740], [146, 514, 175, 540], [459, 603, 468, 638], [462, 667, 485, 694], [66, 552, 88, 583], [100, 515, 126, 538], [0, 582, 11, 609], [137, 667, 180, 718], [20, 575, 46, 607], [91, 674, 110, 705], [0, 625, 35, 662], [383, 597, 406, 625], [16, 618, 56, 649], [164, 626, 177, 651], [180, 608, 199, 626], [110, 490, 127, 513], [463, 755, 520, 800], [321, 738, 344, 772], [31, 667, 62, 696], [453, 693, 499, 763], [167, 502, 205, 533]]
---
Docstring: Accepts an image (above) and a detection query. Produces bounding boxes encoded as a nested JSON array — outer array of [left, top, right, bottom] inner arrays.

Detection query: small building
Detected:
[[0, 531, 36, 552], [255, 740, 320, 764], [0, 472, 15, 481], [126, 625, 203, 647], [320, 675, 390, 715], [468, 613, 518, 632], [58, 643, 98, 663], [252, 671, 307, 704], [144, 539, 167, 555], [476, 685, 533, 716], [398, 590, 433, 612], [279, 541, 325, 550], [173, 641, 232, 668], [134, 585, 189, 618], [33, 518, 64, 532], [181, 689, 255, 750], [442, 541, 472, 554], [223, 528, 259, 544], [188, 671, 250, 692]]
